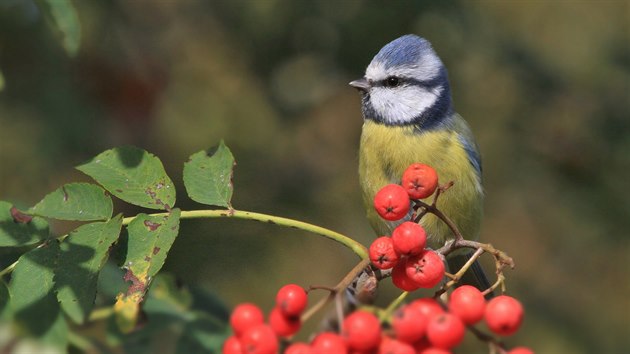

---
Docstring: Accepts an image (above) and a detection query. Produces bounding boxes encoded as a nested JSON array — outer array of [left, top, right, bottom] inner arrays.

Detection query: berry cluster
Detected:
[[224, 289, 530, 353], [387, 289, 527, 352], [365, 163, 530, 352], [223, 163, 531, 353], [224, 284, 308, 354], [370, 164, 445, 291]]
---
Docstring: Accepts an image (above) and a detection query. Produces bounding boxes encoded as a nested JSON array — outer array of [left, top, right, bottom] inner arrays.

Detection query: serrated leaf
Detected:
[[9, 243, 58, 314], [8, 241, 69, 349], [114, 209, 181, 333], [28, 183, 113, 221], [125, 209, 181, 280], [183, 141, 235, 208], [55, 216, 122, 324], [45, 0, 81, 56], [0, 201, 49, 247], [77, 146, 176, 210]]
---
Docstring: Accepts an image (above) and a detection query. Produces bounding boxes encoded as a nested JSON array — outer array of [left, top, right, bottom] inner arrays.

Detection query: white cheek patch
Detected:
[[370, 85, 443, 124], [413, 53, 442, 80]]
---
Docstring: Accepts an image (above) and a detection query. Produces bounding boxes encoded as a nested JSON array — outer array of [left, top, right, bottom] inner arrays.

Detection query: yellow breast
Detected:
[[359, 119, 483, 248]]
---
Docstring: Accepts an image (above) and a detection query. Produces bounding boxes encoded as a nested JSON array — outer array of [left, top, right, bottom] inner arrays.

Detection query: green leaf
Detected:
[[106, 275, 190, 350], [176, 286, 230, 352], [41, 311, 69, 351], [8, 241, 69, 349], [28, 183, 113, 221], [96, 261, 128, 299], [176, 315, 229, 354], [143, 275, 228, 354], [124, 208, 181, 280], [77, 146, 176, 210], [45, 0, 81, 56], [183, 141, 235, 208], [9, 242, 58, 316], [106, 275, 192, 353], [55, 216, 123, 324], [144, 274, 193, 321], [188, 286, 230, 324], [106, 274, 228, 353], [0, 201, 49, 247], [114, 209, 181, 332]]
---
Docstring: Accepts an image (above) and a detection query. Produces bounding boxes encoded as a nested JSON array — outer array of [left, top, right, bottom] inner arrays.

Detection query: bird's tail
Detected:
[[447, 252, 494, 299]]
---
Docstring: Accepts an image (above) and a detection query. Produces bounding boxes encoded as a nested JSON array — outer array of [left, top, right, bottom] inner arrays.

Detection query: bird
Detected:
[[350, 34, 490, 291]]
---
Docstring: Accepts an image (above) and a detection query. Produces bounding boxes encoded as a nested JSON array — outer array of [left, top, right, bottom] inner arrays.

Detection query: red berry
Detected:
[[401, 163, 438, 200], [418, 348, 451, 354], [405, 250, 445, 288], [230, 303, 264, 337], [412, 337, 431, 352], [391, 260, 421, 292], [426, 313, 465, 349], [311, 332, 347, 354], [409, 298, 444, 321], [448, 285, 486, 324], [285, 342, 313, 354], [391, 304, 428, 343], [240, 324, 278, 354], [222, 335, 243, 354], [269, 307, 301, 337], [508, 347, 534, 354], [378, 336, 415, 354], [342, 310, 382, 351], [276, 284, 308, 317], [369, 236, 399, 269], [391, 222, 427, 256], [373, 184, 410, 221], [485, 295, 524, 336]]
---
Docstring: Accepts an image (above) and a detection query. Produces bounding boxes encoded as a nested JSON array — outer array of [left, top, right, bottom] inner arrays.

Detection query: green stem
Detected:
[[0, 209, 368, 277], [0, 260, 17, 278], [379, 291, 409, 322], [68, 330, 95, 351], [122, 209, 368, 260], [89, 306, 114, 321]]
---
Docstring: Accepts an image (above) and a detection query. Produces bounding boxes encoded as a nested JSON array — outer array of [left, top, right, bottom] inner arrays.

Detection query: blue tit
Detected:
[[350, 34, 490, 290]]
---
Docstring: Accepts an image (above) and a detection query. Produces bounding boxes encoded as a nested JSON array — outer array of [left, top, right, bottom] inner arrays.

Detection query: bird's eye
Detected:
[[385, 76, 400, 87]]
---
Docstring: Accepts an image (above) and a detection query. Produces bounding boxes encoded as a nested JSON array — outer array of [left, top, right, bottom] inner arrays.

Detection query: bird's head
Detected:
[[350, 34, 452, 128]]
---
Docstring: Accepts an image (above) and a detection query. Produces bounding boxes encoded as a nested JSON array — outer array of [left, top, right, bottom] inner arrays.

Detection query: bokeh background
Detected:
[[1, 0, 629, 353]]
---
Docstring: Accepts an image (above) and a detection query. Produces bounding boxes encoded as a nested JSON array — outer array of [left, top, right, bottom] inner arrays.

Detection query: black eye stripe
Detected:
[[373, 77, 402, 88], [386, 76, 400, 87], [376, 76, 400, 88], [372, 76, 444, 89]]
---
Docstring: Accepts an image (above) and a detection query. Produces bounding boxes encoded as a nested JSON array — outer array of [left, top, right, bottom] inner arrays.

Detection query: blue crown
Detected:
[[373, 34, 434, 69]]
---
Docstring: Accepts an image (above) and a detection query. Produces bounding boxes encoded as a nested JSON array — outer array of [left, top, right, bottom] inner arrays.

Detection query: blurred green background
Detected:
[[1, 0, 629, 353]]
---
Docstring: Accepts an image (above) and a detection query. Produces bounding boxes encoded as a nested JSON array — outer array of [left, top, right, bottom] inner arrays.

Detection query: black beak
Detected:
[[349, 77, 370, 92]]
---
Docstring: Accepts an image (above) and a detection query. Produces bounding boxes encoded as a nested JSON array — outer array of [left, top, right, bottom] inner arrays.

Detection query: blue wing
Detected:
[[458, 134, 482, 177]]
